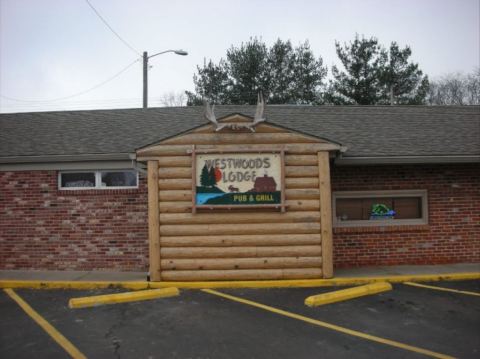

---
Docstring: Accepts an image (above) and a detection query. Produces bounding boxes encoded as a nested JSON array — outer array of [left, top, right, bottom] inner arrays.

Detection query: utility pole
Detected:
[[142, 49, 188, 109], [143, 52, 148, 109]]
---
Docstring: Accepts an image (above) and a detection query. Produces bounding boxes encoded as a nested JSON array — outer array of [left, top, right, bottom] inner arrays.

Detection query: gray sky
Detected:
[[0, 0, 478, 113]]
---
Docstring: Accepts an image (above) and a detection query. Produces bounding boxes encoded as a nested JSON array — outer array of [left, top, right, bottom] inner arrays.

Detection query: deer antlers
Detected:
[[204, 92, 266, 132]]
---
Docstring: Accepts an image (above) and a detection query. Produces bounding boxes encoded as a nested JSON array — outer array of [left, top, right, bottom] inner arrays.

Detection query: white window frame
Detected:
[[332, 189, 428, 227], [58, 170, 139, 190]]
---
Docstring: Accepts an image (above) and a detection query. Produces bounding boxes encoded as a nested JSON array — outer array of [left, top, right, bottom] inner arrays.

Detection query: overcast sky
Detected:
[[0, 0, 478, 113]]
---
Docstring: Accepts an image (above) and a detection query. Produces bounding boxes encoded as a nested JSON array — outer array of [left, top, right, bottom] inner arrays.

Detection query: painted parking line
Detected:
[[3, 289, 86, 359], [403, 282, 480, 297], [202, 288, 454, 359]]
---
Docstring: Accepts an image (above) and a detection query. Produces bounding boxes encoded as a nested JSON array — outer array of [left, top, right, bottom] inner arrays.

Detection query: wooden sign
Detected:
[[193, 151, 285, 211]]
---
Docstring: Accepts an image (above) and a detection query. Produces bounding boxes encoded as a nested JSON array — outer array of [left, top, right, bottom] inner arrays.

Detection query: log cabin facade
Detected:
[[1, 106, 479, 280]]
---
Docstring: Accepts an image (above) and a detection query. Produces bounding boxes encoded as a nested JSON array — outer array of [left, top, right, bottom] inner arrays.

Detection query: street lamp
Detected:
[[143, 49, 188, 108]]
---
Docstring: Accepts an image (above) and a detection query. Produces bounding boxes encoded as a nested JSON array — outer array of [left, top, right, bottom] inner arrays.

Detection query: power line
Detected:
[[0, 58, 140, 103], [84, 0, 140, 56]]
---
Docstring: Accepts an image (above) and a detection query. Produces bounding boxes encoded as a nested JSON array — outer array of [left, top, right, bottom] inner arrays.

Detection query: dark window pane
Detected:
[[393, 197, 422, 219], [61, 173, 95, 188], [336, 195, 423, 222], [101, 171, 137, 187], [336, 198, 363, 221]]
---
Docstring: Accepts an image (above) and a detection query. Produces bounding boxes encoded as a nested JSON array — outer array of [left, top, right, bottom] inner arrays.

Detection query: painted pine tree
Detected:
[[200, 164, 210, 187], [208, 166, 217, 187]]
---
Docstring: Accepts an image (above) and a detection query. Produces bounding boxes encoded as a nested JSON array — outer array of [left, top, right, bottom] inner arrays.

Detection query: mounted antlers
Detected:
[[204, 92, 266, 132]]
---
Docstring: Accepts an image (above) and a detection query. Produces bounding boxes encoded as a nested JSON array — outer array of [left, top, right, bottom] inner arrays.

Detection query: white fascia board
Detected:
[[0, 153, 133, 164], [335, 155, 480, 166], [0, 160, 136, 172]]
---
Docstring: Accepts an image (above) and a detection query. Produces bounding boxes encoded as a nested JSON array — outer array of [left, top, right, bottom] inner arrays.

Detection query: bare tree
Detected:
[[428, 69, 480, 105], [465, 68, 480, 105], [160, 91, 187, 107]]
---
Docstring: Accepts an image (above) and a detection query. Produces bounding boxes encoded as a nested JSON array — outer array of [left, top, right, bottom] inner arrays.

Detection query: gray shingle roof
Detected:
[[0, 105, 479, 160]]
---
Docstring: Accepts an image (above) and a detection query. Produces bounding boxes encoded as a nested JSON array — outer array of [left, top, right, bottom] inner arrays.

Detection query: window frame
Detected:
[[58, 170, 139, 190], [332, 189, 428, 227]]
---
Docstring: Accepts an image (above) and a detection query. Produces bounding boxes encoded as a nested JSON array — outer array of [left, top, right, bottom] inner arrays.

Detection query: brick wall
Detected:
[[1, 164, 479, 271], [331, 164, 480, 267], [0, 170, 148, 271]]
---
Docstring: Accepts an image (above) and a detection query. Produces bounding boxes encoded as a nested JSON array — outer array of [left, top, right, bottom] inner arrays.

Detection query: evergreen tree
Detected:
[[327, 35, 429, 105], [290, 41, 327, 104], [379, 42, 429, 104], [186, 38, 327, 105], [186, 59, 230, 106], [327, 35, 384, 105]]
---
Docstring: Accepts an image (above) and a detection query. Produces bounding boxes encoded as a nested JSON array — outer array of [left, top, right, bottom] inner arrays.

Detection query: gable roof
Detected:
[[0, 105, 479, 165]]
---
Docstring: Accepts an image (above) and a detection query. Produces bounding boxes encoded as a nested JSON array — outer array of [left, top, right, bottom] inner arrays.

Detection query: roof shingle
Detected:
[[0, 105, 478, 159]]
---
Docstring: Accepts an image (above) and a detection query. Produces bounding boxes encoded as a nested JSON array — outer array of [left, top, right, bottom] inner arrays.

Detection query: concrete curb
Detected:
[[0, 272, 478, 290], [305, 282, 392, 307], [68, 288, 180, 308]]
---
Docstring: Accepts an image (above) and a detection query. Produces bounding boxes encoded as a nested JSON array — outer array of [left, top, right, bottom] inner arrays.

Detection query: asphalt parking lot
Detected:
[[1, 281, 479, 359]]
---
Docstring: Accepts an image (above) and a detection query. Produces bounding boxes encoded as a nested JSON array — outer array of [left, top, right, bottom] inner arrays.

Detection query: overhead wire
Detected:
[[0, 58, 140, 103], [1, 1, 146, 112], [84, 0, 140, 56]]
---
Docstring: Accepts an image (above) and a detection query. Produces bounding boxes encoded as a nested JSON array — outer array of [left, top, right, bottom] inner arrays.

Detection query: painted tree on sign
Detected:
[[208, 166, 217, 187], [200, 164, 210, 187]]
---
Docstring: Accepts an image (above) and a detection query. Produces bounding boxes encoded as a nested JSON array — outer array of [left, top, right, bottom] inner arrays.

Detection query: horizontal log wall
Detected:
[[139, 123, 331, 281]]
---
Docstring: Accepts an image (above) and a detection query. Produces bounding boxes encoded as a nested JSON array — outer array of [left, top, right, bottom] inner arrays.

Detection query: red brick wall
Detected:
[[0, 170, 148, 271], [331, 164, 480, 267], [1, 164, 479, 271]]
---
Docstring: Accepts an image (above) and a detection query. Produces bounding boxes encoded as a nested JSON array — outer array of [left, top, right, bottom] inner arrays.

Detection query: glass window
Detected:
[[101, 171, 137, 187], [334, 190, 427, 227], [59, 170, 138, 190], [60, 172, 95, 188]]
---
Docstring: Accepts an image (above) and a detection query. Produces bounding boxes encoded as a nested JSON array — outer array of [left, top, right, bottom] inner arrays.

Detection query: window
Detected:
[[59, 170, 138, 189], [100, 171, 137, 187], [333, 190, 428, 227]]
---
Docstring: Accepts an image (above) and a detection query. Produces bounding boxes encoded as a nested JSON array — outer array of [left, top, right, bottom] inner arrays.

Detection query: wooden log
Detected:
[[193, 122, 289, 134], [285, 166, 318, 177], [160, 233, 321, 247], [285, 177, 319, 189], [159, 190, 192, 202], [161, 133, 320, 146], [158, 179, 192, 190], [138, 143, 340, 157], [157, 156, 191, 167], [159, 201, 191, 213], [147, 161, 161, 281], [160, 245, 321, 259], [285, 155, 317, 166], [285, 189, 320, 200], [158, 167, 191, 179], [159, 211, 320, 225], [161, 257, 322, 270], [286, 199, 320, 211], [158, 200, 318, 212], [160, 268, 323, 281], [318, 151, 333, 279], [159, 222, 320, 236]]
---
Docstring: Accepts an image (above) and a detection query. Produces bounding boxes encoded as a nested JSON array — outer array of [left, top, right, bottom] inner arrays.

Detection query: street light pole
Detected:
[[142, 49, 188, 109], [143, 52, 148, 109]]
